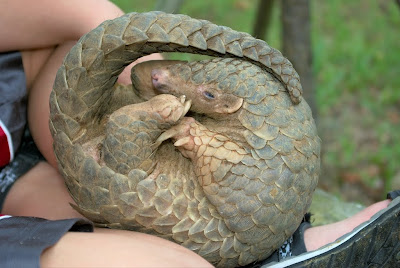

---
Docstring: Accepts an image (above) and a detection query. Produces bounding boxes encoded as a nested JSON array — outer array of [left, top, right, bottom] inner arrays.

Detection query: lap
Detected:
[[21, 47, 54, 91], [42, 228, 213, 268], [1, 160, 82, 219], [0, 216, 93, 268]]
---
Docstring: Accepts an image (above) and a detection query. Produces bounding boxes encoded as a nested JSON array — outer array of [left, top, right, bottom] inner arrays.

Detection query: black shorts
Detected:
[[0, 215, 93, 268], [0, 129, 45, 210], [0, 50, 41, 211]]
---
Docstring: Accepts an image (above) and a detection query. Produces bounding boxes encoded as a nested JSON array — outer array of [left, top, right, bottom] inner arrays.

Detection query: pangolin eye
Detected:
[[203, 91, 215, 99]]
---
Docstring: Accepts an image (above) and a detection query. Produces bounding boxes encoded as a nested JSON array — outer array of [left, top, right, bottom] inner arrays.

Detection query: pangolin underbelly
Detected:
[[49, 11, 320, 267]]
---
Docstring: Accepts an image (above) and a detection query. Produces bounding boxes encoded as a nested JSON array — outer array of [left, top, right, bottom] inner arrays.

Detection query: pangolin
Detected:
[[49, 12, 320, 267]]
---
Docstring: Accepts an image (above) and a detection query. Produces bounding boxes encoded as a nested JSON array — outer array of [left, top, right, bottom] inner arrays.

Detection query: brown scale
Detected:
[[50, 11, 320, 267]]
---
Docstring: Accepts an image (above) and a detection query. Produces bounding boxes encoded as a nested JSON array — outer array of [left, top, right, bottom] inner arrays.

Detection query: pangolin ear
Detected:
[[214, 96, 244, 114]]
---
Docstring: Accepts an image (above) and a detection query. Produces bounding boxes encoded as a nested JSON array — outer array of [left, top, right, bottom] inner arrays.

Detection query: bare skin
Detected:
[[2, 162, 82, 219], [304, 199, 390, 251], [41, 228, 213, 268]]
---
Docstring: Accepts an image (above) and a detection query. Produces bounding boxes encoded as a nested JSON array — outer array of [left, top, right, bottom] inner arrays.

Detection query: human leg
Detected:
[[25, 42, 76, 168], [0, 214, 211, 268], [41, 228, 213, 268], [0, 216, 92, 268], [257, 192, 399, 267], [0, 0, 125, 51], [304, 199, 391, 251], [0, 121, 81, 219], [1, 161, 82, 219]]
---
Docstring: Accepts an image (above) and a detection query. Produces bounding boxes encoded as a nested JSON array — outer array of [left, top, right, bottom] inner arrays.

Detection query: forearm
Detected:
[[0, 0, 124, 51]]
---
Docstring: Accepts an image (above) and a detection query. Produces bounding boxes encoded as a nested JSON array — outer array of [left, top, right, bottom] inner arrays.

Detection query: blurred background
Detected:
[[111, 0, 400, 206]]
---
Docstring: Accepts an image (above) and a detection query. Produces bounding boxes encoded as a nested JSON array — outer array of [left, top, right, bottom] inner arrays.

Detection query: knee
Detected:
[[22, 48, 55, 90]]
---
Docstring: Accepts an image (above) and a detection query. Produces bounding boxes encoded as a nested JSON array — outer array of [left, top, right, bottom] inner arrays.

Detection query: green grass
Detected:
[[313, 1, 400, 108], [110, 0, 400, 203], [311, 0, 400, 200]]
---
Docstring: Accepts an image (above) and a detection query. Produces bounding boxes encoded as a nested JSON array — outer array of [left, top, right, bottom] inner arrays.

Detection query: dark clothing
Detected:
[[0, 215, 93, 268], [0, 51, 27, 167], [0, 51, 41, 210], [0, 129, 45, 209]]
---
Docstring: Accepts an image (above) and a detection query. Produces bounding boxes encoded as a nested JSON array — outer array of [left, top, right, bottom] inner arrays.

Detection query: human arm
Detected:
[[0, 0, 124, 52]]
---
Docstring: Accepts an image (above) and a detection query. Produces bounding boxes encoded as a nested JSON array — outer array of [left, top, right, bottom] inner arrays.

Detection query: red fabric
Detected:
[[0, 123, 11, 167], [0, 215, 12, 220]]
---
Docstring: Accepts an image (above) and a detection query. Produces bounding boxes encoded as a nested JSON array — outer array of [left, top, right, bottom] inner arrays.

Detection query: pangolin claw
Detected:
[[174, 136, 191, 147], [152, 129, 176, 150], [180, 95, 186, 103], [183, 99, 192, 117]]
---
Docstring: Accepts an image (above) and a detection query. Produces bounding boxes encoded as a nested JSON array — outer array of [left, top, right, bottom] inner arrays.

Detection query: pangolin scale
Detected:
[[49, 11, 320, 267]]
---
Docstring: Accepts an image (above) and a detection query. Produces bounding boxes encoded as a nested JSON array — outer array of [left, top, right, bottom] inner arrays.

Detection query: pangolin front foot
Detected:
[[153, 117, 197, 157], [150, 95, 192, 150]]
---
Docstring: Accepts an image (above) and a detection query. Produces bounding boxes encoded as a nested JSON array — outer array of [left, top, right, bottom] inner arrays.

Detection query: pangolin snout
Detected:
[[151, 69, 169, 93]]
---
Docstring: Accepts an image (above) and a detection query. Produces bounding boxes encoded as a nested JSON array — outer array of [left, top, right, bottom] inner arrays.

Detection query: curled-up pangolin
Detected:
[[49, 12, 320, 267]]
